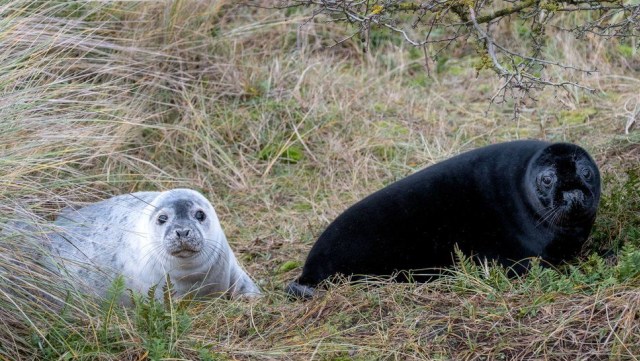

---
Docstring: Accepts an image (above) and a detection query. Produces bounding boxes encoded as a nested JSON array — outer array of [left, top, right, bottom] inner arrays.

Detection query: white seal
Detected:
[[47, 188, 260, 301]]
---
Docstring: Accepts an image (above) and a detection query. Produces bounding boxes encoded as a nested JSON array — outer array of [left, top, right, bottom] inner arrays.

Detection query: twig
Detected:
[[624, 98, 639, 135], [468, 6, 509, 76]]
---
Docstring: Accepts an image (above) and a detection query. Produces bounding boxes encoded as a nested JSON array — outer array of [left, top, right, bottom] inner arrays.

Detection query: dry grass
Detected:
[[194, 282, 640, 360], [0, 1, 639, 360]]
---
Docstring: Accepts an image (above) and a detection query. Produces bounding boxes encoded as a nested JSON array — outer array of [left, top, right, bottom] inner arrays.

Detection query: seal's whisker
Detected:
[[536, 205, 561, 227]]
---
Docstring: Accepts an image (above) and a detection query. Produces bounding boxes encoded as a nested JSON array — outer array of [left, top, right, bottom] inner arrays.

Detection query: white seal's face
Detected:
[[147, 189, 222, 260]]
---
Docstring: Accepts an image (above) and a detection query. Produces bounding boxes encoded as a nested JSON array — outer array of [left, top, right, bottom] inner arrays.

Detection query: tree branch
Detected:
[[274, 0, 632, 114], [475, 0, 537, 24]]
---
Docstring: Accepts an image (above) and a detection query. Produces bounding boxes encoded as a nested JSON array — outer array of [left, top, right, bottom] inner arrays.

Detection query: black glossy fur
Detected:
[[289, 140, 600, 296]]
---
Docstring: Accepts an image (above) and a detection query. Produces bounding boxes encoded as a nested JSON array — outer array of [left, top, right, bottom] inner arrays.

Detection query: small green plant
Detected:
[[449, 247, 513, 294], [591, 167, 640, 251], [130, 277, 193, 360], [616, 244, 640, 281], [522, 247, 640, 295], [100, 275, 125, 337], [449, 241, 640, 299]]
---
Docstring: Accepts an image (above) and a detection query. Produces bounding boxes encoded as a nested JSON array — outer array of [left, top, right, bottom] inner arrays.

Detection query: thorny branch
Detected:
[[274, 0, 640, 116]]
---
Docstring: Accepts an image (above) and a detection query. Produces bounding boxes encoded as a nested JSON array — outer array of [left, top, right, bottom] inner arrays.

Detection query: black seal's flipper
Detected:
[[285, 281, 315, 300]]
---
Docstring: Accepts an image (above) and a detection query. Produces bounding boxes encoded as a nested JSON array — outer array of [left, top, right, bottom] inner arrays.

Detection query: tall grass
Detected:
[[0, 0, 638, 359], [0, 1, 239, 358]]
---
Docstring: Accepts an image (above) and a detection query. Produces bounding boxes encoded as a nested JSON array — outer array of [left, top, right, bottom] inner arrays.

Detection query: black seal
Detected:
[[288, 140, 601, 298]]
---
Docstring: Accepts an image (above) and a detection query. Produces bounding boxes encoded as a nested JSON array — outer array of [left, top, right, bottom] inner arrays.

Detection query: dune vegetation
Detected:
[[0, 1, 639, 359]]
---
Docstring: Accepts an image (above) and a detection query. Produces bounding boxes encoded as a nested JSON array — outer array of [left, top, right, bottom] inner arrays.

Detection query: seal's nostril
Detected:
[[176, 229, 190, 237]]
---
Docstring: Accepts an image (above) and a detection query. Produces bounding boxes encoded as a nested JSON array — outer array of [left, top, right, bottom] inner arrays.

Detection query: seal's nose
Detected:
[[563, 190, 585, 208], [176, 229, 191, 238]]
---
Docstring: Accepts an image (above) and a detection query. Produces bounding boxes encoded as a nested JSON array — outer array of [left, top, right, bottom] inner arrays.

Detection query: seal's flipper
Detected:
[[285, 281, 315, 300], [228, 267, 261, 299]]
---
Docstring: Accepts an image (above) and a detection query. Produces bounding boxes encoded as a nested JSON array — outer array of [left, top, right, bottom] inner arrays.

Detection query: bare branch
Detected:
[[272, 0, 637, 113], [468, 6, 509, 77], [474, 0, 537, 24]]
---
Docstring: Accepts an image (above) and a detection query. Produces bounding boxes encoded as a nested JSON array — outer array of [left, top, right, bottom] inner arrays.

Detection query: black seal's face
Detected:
[[150, 190, 218, 259], [527, 143, 601, 227]]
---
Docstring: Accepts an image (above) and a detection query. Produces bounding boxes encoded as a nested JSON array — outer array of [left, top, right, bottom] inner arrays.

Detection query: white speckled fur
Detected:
[[47, 189, 260, 302]]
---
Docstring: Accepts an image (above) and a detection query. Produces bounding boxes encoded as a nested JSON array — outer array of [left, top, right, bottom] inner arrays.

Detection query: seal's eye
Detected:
[[195, 210, 206, 222], [581, 168, 592, 180], [541, 175, 554, 187], [157, 214, 168, 225]]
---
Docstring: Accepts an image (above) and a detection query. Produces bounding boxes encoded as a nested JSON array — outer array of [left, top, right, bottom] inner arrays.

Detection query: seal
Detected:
[[47, 188, 260, 301], [287, 140, 601, 298]]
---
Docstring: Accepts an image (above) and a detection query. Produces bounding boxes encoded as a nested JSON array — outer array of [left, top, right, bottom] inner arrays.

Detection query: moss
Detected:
[[559, 108, 598, 125], [370, 5, 384, 15], [447, 65, 464, 76], [618, 44, 635, 58], [258, 141, 304, 164], [278, 260, 302, 273], [374, 120, 410, 137]]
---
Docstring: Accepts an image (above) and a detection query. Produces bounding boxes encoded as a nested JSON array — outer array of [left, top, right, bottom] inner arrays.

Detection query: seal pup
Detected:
[[47, 188, 260, 301], [287, 140, 601, 298]]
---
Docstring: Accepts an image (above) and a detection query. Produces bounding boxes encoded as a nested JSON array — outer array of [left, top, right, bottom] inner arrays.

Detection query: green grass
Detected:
[[1, 1, 639, 360]]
